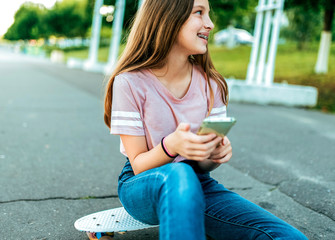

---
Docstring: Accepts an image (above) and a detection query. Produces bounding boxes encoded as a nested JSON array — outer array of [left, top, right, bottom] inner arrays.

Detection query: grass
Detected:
[[62, 45, 124, 63], [209, 42, 335, 79], [209, 42, 335, 113], [61, 42, 335, 113]]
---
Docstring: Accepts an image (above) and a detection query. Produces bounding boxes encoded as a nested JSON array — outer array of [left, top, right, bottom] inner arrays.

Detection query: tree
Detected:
[[208, 0, 259, 32], [315, 0, 334, 73], [285, 0, 335, 73], [44, 0, 91, 38], [281, 6, 322, 50], [4, 2, 46, 40], [4, 0, 92, 40]]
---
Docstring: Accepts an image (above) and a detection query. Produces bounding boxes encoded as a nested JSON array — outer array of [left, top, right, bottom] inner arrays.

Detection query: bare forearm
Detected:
[[132, 144, 173, 175], [122, 125, 223, 175], [120, 135, 174, 175]]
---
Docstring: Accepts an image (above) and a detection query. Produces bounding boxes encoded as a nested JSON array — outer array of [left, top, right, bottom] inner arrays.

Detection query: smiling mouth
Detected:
[[197, 34, 208, 40]]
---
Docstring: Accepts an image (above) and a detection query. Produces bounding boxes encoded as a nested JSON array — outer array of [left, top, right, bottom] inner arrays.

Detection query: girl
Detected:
[[103, 0, 308, 239]]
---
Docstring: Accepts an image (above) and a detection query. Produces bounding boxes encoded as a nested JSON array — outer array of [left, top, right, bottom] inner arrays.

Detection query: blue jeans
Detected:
[[118, 160, 308, 240]]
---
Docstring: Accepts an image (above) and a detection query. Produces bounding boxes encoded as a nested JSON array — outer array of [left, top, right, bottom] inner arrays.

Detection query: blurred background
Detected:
[[0, 0, 334, 113]]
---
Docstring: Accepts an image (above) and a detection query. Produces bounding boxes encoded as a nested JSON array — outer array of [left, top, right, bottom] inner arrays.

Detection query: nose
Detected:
[[204, 15, 214, 30]]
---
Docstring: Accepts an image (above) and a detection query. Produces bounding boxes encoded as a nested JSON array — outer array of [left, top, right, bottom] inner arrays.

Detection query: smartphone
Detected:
[[197, 117, 236, 137]]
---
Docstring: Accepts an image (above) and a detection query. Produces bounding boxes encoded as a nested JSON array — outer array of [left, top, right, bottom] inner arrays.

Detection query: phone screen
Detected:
[[197, 117, 236, 137]]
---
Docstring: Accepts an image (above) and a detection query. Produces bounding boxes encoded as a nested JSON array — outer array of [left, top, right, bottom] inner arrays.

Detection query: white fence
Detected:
[[246, 0, 285, 86]]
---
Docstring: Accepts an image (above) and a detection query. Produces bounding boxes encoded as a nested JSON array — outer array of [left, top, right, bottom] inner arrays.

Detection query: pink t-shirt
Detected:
[[110, 64, 227, 162]]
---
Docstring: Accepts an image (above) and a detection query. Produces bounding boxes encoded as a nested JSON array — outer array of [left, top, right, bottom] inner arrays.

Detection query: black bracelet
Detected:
[[161, 137, 178, 158]]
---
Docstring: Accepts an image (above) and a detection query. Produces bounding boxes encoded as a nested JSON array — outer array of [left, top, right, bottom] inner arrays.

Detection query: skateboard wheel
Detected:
[[101, 232, 114, 238], [86, 232, 114, 239]]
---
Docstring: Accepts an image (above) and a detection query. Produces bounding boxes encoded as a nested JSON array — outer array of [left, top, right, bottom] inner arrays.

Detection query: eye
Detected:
[[195, 10, 202, 15]]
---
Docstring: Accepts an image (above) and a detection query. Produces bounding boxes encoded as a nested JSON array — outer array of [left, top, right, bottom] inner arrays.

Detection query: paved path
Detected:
[[0, 48, 334, 239]]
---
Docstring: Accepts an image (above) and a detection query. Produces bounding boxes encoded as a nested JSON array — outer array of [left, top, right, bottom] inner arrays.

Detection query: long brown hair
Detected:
[[104, 0, 228, 128]]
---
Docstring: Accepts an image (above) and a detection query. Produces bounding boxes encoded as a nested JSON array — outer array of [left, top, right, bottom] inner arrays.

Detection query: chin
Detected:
[[192, 48, 208, 55]]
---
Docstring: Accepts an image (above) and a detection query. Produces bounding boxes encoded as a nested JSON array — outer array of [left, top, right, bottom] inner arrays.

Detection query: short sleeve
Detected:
[[110, 75, 145, 136], [207, 80, 227, 120]]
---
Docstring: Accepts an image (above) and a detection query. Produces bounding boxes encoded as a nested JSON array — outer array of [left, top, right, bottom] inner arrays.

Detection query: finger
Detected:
[[219, 141, 231, 152], [210, 137, 228, 152], [188, 136, 222, 152], [187, 138, 225, 160], [185, 152, 211, 161], [206, 136, 223, 150], [212, 152, 232, 164], [223, 136, 230, 145], [210, 143, 225, 157], [211, 144, 232, 160], [210, 147, 221, 157], [211, 151, 225, 160], [221, 145, 232, 157], [189, 133, 218, 144]]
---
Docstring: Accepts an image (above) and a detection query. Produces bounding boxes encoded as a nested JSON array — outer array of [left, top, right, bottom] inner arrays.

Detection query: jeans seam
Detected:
[[204, 212, 275, 240]]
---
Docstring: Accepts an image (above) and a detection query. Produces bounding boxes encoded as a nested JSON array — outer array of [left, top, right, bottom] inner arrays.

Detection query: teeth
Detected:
[[198, 34, 208, 40]]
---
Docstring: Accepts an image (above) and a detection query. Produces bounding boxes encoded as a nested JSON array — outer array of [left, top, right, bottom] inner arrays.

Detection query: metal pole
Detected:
[[265, 0, 285, 86], [87, 0, 103, 64], [105, 0, 126, 74], [246, 0, 266, 85], [256, 0, 273, 85]]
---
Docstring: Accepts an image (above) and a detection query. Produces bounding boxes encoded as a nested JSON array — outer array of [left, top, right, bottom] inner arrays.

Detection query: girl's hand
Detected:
[[209, 136, 232, 164], [164, 123, 222, 161]]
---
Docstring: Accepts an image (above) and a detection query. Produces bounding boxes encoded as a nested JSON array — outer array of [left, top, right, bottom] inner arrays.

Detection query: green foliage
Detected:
[[284, 0, 335, 49], [281, 7, 322, 50], [210, 0, 258, 32], [4, 2, 47, 40], [4, 0, 92, 40], [103, 0, 139, 30], [44, 0, 91, 38], [285, 0, 322, 11]]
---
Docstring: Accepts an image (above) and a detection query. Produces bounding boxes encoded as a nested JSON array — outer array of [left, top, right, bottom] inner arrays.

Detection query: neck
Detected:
[[151, 45, 192, 83]]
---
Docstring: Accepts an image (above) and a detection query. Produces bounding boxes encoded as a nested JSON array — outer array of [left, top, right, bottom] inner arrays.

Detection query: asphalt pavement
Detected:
[[0, 47, 334, 240]]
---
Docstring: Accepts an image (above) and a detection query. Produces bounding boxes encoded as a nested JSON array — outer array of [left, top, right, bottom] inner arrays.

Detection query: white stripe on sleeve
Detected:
[[112, 111, 141, 119], [111, 120, 143, 127]]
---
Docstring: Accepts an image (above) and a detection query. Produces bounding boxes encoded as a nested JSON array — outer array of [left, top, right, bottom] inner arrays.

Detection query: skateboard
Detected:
[[74, 207, 158, 239]]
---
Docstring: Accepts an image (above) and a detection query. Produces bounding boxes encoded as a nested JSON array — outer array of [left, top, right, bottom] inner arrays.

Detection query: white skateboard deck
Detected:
[[74, 207, 158, 233]]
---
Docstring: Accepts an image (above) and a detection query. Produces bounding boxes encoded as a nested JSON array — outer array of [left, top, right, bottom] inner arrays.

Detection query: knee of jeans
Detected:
[[163, 163, 204, 204]]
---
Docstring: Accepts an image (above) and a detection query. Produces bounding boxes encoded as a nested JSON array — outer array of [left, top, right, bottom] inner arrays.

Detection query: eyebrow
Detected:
[[193, 5, 205, 9], [193, 5, 210, 11]]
